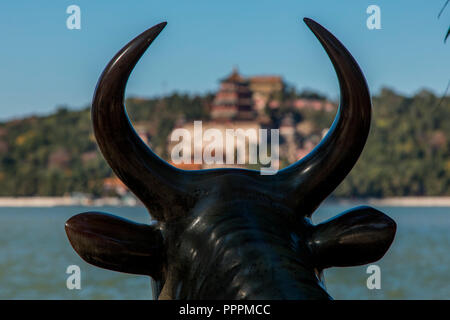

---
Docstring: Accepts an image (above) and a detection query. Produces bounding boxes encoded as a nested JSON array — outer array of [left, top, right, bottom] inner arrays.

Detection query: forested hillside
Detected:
[[0, 88, 448, 198]]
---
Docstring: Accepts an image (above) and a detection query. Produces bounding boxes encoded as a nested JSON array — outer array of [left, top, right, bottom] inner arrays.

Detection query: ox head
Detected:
[[65, 18, 396, 299]]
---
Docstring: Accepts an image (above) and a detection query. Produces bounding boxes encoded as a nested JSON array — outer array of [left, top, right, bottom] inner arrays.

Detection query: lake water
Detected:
[[0, 204, 448, 299]]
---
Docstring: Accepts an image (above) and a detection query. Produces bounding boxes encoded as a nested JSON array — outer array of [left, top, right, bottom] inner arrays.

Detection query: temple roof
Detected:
[[221, 67, 246, 83], [249, 75, 283, 83]]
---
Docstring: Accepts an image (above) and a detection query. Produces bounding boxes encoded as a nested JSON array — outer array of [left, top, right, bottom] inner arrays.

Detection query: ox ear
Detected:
[[308, 206, 396, 269], [65, 212, 164, 279]]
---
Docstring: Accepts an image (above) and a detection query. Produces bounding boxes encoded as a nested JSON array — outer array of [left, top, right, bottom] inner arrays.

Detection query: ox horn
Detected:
[[278, 18, 372, 216], [92, 22, 196, 221], [92, 18, 372, 219]]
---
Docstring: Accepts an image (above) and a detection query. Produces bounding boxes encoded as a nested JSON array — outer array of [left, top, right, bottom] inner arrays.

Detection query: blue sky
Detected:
[[0, 0, 448, 120]]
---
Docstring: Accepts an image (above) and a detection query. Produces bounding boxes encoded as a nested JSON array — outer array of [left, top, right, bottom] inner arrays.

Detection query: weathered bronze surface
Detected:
[[65, 18, 396, 300]]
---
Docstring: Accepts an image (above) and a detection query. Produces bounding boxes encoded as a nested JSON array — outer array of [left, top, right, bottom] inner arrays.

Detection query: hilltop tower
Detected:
[[211, 67, 254, 120]]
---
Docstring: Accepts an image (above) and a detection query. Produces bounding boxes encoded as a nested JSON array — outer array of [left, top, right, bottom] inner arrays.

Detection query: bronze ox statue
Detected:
[[65, 18, 396, 300]]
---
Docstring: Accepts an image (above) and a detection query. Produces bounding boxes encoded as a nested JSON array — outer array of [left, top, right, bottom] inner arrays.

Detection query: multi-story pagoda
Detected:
[[211, 67, 254, 121]]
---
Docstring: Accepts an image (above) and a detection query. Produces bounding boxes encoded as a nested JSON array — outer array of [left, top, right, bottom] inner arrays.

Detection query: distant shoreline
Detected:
[[0, 196, 138, 207], [335, 197, 450, 207], [0, 196, 450, 207]]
